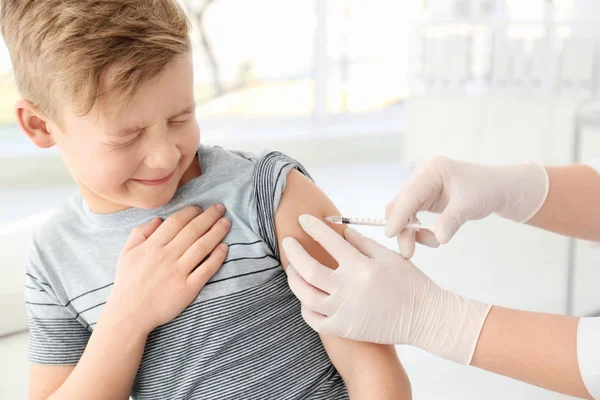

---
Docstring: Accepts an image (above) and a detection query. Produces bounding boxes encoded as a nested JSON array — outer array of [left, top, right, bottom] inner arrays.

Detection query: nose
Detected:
[[144, 128, 180, 170]]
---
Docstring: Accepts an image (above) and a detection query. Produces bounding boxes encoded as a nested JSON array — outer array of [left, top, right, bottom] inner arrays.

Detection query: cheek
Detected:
[[59, 140, 105, 182], [180, 122, 201, 154], [88, 151, 139, 189]]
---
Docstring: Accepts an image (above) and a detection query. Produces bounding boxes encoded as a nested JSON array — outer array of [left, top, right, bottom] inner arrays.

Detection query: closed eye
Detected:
[[108, 130, 143, 148], [169, 116, 193, 125]]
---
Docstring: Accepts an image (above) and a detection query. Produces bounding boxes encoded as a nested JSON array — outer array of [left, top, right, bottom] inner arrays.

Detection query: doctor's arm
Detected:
[[471, 306, 593, 399], [527, 164, 600, 241], [283, 217, 598, 400], [385, 159, 600, 259]]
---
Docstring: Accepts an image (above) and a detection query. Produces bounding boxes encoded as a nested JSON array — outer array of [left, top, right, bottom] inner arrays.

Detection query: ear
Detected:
[[14, 99, 56, 149]]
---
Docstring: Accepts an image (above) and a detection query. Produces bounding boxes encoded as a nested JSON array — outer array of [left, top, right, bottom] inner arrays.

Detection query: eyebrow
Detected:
[[106, 103, 197, 137]]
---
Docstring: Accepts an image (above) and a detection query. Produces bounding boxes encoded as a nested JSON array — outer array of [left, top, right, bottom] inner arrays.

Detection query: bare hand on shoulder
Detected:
[[108, 204, 231, 335]]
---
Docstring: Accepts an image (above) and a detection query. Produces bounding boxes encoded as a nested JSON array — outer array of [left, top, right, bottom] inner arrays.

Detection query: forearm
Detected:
[[527, 165, 600, 241], [320, 335, 412, 400], [48, 304, 148, 400], [471, 306, 591, 399]]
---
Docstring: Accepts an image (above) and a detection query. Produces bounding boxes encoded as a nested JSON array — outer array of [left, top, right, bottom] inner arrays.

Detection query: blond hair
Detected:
[[0, 0, 191, 118]]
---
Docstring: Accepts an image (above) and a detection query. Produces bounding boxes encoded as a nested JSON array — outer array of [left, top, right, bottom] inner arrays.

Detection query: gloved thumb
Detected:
[[434, 203, 465, 244]]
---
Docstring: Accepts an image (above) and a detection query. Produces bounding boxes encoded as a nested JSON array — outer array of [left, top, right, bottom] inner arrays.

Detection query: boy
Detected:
[[1, 0, 412, 398]]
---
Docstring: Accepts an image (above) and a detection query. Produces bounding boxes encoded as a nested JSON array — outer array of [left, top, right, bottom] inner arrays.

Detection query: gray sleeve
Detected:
[[24, 246, 91, 365], [252, 151, 313, 260]]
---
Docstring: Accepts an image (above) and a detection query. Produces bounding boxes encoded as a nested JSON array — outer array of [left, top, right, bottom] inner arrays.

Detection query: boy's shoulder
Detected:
[[32, 193, 84, 238], [28, 147, 254, 249], [201, 144, 293, 170], [26, 193, 85, 275], [198, 145, 282, 188], [201, 145, 257, 171]]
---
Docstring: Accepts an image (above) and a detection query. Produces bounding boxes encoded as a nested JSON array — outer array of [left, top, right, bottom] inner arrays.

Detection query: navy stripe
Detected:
[[228, 240, 262, 247], [206, 263, 280, 285], [25, 273, 52, 288], [221, 254, 270, 265], [64, 282, 113, 307], [26, 301, 63, 307]]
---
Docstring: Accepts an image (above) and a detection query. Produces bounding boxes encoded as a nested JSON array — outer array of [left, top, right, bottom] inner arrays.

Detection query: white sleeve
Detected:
[[587, 159, 600, 174], [578, 318, 600, 399]]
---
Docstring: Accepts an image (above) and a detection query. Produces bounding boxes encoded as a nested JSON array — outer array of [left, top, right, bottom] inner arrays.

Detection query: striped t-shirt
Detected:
[[24, 146, 348, 399]]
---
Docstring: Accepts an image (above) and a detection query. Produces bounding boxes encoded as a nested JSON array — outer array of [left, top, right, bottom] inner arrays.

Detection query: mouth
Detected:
[[132, 171, 175, 186]]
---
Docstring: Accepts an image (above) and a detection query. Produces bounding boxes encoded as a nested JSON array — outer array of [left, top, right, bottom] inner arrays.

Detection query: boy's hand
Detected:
[[108, 204, 231, 335]]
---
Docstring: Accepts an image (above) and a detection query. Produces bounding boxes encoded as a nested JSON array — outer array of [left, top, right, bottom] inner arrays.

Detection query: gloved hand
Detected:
[[386, 156, 549, 258], [282, 214, 491, 365]]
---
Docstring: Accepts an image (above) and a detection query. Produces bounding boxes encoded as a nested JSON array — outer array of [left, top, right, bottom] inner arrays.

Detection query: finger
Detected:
[[179, 217, 231, 274], [186, 243, 228, 291], [287, 265, 332, 316], [434, 201, 464, 244], [385, 198, 397, 222], [415, 229, 439, 248], [384, 169, 438, 238], [297, 214, 364, 264], [385, 193, 421, 238], [396, 228, 416, 259], [169, 204, 227, 257], [149, 206, 203, 246], [282, 237, 333, 293], [343, 228, 391, 260], [301, 305, 330, 335], [122, 218, 163, 252]]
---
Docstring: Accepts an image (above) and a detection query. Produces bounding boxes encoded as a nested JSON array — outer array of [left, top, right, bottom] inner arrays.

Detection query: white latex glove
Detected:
[[282, 214, 492, 365], [386, 156, 549, 258]]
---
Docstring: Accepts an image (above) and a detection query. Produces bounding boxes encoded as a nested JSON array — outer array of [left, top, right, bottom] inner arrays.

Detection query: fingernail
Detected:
[[219, 243, 229, 252], [398, 248, 410, 259], [216, 203, 225, 213], [343, 227, 362, 241], [344, 227, 360, 237], [422, 234, 440, 248], [220, 218, 231, 228], [435, 228, 451, 244], [298, 214, 312, 229], [282, 237, 294, 253], [384, 225, 395, 238]]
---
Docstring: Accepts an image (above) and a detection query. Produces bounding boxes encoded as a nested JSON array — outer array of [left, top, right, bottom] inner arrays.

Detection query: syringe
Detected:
[[325, 216, 432, 231]]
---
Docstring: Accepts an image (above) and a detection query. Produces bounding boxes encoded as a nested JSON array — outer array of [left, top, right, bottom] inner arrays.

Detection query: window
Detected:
[[325, 0, 414, 114], [0, 0, 415, 152], [182, 0, 317, 119]]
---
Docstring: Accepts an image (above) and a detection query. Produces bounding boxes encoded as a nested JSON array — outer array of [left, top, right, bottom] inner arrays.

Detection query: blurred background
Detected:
[[1, 0, 600, 398]]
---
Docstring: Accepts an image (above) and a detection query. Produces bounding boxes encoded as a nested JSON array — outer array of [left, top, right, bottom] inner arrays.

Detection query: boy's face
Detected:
[[49, 55, 200, 213]]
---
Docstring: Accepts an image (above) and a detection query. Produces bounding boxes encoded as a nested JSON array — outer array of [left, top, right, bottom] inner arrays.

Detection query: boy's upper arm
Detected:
[[24, 247, 91, 399], [274, 170, 411, 399], [274, 169, 345, 271], [29, 364, 74, 400]]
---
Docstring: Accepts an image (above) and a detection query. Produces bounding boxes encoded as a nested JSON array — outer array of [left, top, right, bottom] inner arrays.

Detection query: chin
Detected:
[[132, 187, 178, 210], [136, 198, 171, 210]]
